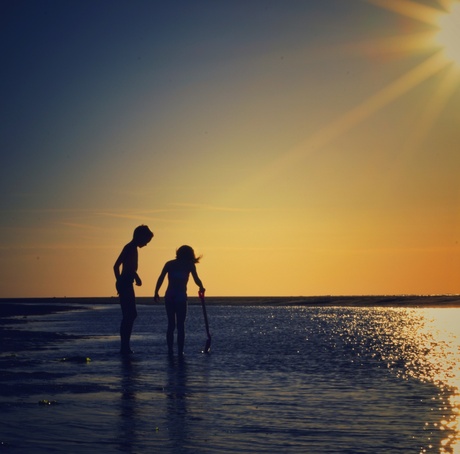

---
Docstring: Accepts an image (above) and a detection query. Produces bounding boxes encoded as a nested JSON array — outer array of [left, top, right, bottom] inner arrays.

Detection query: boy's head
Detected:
[[133, 225, 154, 247]]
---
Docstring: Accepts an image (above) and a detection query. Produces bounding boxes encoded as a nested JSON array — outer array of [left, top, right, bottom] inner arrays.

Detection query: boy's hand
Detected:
[[154, 294, 160, 303], [135, 276, 142, 286]]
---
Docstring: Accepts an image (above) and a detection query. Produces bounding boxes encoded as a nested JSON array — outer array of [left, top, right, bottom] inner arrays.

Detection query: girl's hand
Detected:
[[135, 276, 142, 286]]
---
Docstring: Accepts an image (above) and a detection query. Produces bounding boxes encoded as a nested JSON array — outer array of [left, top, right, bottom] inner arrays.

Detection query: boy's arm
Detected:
[[113, 251, 124, 281], [115, 243, 140, 281]]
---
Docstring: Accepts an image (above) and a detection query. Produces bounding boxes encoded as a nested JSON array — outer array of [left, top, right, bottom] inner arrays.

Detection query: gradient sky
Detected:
[[1, 0, 459, 297]]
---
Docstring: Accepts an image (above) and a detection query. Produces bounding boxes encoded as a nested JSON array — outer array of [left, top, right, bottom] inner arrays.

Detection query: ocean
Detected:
[[1, 299, 459, 453]]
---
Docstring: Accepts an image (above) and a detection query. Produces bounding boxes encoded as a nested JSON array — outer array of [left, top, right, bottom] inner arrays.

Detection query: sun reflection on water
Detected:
[[379, 308, 460, 453], [317, 306, 460, 453], [417, 309, 460, 454]]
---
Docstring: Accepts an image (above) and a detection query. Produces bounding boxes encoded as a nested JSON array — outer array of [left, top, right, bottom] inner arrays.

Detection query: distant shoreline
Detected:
[[1, 295, 459, 353], [1, 294, 460, 310]]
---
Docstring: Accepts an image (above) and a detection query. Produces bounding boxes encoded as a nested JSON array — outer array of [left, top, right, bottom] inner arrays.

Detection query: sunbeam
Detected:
[[404, 64, 460, 153], [244, 0, 460, 189], [365, 0, 441, 25], [436, 1, 460, 65], [248, 51, 449, 187]]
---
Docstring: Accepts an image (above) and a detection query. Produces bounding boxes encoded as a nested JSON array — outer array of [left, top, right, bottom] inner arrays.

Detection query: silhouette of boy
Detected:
[[154, 245, 205, 356], [114, 225, 154, 354]]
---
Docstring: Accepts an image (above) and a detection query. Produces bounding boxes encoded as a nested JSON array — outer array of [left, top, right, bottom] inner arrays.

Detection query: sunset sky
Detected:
[[1, 0, 459, 298]]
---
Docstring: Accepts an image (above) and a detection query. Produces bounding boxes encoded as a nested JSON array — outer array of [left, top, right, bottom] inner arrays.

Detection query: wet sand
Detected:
[[1, 295, 459, 353], [1, 298, 459, 453], [0, 302, 87, 353], [2, 294, 460, 312]]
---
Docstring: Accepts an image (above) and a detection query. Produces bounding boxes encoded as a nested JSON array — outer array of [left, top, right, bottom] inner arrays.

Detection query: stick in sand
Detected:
[[199, 290, 211, 353]]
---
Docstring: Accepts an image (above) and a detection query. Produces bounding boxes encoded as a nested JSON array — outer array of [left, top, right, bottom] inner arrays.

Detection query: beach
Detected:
[[1, 297, 459, 453], [2, 294, 460, 310]]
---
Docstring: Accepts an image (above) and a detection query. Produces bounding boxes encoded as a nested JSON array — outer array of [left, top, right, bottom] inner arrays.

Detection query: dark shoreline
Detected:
[[1, 294, 460, 318], [1, 295, 458, 353], [0, 302, 87, 353]]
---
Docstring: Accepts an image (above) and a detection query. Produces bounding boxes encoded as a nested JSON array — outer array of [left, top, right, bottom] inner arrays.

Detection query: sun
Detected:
[[252, 0, 460, 187], [436, 2, 460, 66]]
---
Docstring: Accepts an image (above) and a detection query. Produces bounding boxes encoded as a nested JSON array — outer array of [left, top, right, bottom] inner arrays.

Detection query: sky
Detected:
[[1, 0, 460, 298]]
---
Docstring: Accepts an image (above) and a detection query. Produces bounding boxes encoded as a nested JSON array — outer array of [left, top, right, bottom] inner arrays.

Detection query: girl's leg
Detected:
[[165, 302, 176, 354], [176, 301, 188, 356]]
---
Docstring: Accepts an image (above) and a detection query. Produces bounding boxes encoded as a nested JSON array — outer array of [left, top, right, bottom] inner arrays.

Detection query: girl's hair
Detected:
[[176, 245, 202, 263], [133, 225, 154, 243]]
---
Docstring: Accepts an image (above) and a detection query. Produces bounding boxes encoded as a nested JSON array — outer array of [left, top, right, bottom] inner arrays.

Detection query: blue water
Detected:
[[1, 303, 459, 453]]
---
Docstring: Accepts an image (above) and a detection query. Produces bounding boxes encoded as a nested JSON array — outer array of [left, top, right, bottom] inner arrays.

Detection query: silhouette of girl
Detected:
[[154, 245, 205, 356]]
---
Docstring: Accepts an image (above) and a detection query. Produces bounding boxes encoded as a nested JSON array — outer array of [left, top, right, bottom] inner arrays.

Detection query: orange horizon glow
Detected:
[[1, 1, 460, 298]]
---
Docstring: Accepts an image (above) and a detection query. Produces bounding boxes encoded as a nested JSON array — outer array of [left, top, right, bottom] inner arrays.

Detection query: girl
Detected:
[[154, 245, 205, 356]]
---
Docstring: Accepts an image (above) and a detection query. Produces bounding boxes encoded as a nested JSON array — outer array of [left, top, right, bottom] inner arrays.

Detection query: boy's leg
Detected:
[[119, 283, 137, 353]]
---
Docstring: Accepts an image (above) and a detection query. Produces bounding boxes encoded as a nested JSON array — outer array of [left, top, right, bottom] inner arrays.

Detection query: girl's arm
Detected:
[[191, 264, 205, 293], [154, 263, 168, 301]]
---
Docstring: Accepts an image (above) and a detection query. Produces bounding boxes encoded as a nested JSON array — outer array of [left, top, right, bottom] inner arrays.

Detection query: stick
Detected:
[[199, 290, 211, 353]]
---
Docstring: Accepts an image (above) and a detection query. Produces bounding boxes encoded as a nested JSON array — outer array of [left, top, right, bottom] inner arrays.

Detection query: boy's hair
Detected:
[[176, 245, 201, 263], [133, 225, 154, 243]]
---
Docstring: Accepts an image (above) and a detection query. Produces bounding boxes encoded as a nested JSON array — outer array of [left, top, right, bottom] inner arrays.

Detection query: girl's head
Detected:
[[133, 225, 154, 247], [176, 245, 201, 263]]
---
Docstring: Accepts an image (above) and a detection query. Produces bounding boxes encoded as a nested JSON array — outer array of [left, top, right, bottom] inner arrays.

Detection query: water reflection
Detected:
[[391, 308, 459, 454], [99, 306, 460, 453], [165, 356, 189, 452], [325, 307, 460, 453], [416, 309, 460, 454], [118, 355, 139, 453]]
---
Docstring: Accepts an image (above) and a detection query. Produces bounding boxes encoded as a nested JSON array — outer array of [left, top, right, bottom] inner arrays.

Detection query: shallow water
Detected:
[[1, 304, 459, 453]]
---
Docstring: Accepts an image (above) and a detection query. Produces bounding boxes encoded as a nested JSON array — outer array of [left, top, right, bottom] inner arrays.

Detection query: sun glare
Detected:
[[248, 0, 460, 190], [437, 2, 460, 65]]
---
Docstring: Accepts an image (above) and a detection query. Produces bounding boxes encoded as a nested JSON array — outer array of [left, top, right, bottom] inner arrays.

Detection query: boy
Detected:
[[114, 225, 154, 354]]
